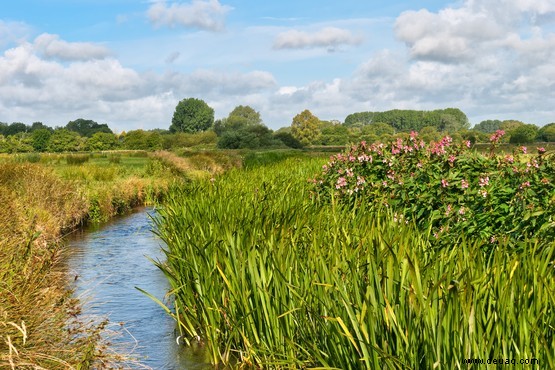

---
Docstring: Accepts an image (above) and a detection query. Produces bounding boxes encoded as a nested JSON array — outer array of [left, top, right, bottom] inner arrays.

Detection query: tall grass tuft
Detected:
[[154, 157, 554, 368]]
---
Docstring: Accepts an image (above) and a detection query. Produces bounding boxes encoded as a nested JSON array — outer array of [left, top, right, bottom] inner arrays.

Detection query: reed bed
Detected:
[[154, 157, 554, 369]]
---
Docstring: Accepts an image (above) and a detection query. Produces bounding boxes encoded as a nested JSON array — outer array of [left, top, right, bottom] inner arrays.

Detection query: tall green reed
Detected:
[[153, 157, 554, 369]]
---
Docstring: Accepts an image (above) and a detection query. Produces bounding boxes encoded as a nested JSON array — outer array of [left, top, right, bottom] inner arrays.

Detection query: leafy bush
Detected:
[[313, 130, 555, 246]]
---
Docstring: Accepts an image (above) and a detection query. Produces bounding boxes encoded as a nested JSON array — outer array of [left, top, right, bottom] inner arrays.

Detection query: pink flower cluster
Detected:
[[489, 130, 505, 144]]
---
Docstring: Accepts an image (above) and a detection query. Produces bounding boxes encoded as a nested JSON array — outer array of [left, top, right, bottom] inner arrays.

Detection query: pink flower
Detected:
[[336, 177, 347, 189], [464, 140, 471, 148], [461, 179, 469, 189], [520, 146, 528, 154], [504, 155, 514, 164], [489, 130, 505, 144], [537, 147, 546, 154], [479, 176, 489, 187], [448, 155, 456, 164], [441, 179, 449, 188], [519, 181, 531, 189]]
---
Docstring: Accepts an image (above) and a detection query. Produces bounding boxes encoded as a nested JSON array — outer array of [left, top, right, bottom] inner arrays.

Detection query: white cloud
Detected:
[[147, 0, 232, 31], [33, 33, 110, 61], [0, 20, 32, 47], [273, 27, 362, 51]]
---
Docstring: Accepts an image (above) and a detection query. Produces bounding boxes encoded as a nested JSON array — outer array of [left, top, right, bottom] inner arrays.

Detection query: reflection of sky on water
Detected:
[[66, 208, 210, 370]]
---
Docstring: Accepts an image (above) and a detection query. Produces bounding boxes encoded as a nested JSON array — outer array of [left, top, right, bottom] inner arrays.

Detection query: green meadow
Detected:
[[154, 140, 554, 368]]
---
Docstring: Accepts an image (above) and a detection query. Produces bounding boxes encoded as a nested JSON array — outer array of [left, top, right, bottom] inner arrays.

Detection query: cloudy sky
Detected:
[[1, 0, 554, 132]]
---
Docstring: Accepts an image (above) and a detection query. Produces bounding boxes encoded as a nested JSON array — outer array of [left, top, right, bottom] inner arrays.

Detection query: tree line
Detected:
[[2, 98, 553, 153]]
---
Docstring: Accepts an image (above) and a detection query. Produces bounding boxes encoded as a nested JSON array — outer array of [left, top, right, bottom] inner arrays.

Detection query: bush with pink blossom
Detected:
[[312, 130, 555, 246]]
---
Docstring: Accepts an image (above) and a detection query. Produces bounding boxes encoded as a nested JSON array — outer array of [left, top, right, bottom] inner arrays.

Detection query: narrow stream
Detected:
[[65, 208, 210, 369]]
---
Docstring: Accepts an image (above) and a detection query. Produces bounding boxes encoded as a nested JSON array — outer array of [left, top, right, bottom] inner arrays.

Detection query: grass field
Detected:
[[154, 153, 554, 368]]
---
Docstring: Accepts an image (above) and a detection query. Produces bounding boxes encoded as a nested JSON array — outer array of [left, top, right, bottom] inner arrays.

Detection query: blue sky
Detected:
[[1, 0, 555, 132]]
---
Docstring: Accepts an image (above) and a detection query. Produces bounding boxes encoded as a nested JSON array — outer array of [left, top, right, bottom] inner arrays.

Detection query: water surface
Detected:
[[66, 208, 210, 369]]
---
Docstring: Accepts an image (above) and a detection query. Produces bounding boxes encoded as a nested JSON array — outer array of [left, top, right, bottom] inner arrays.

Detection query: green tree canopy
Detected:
[[291, 110, 321, 146], [86, 132, 118, 151], [30, 122, 53, 132], [31, 129, 52, 152], [47, 129, 83, 152], [4, 122, 28, 136], [227, 105, 262, 127], [473, 120, 502, 133], [538, 123, 555, 142], [66, 118, 112, 137], [509, 124, 539, 144], [170, 98, 214, 133]]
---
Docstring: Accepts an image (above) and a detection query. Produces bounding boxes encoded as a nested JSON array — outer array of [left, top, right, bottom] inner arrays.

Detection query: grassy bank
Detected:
[[154, 156, 554, 368], [0, 150, 238, 368]]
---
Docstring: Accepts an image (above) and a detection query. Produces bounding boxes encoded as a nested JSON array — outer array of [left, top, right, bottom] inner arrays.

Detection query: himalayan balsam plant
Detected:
[[312, 130, 555, 246]]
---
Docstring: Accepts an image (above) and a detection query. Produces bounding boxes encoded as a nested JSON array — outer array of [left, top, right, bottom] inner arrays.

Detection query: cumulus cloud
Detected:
[[33, 33, 110, 61], [394, 0, 555, 63], [273, 27, 362, 51], [0, 20, 32, 47], [0, 38, 277, 130], [147, 0, 232, 31]]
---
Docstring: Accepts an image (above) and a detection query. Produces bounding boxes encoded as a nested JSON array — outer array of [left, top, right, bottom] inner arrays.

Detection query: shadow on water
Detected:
[[65, 208, 211, 370]]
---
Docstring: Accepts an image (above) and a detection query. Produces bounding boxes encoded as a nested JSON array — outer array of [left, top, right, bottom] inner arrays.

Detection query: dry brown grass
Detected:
[[0, 163, 144, 369]]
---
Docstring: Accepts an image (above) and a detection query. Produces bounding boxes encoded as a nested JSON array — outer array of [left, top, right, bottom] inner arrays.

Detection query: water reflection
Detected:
[[65, 208, 210, 369]]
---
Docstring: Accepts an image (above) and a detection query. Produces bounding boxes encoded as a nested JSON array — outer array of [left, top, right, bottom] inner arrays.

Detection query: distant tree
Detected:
[[509, 124, 539, 144], [218, 124, 277, 149], [473, 120, 502, 133], [291, 110, 321, 146], [66, 118, 112, 137], [145, 131, 163, 150], [5, 122, 28, 136], [86, 132, 118, 151], [438, 108, 470, 131], [31, 129, 53, 152], [538, 123, 555, 142], [30, 121, 53, 132], [170, 98, 214, 133], [47, 129, 83, 152], [344, 112, 374, 126], [227, 105, 262, 127], [123, 130, 150, 150], [419, 126, 442, 143], [361, 122, 395, 137], [273, 131, 303, 149]]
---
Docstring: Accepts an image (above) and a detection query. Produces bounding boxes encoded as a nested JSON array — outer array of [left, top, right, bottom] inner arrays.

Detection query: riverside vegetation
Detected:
[[0, 150, 237, 368], [154, 135, 554, 368]]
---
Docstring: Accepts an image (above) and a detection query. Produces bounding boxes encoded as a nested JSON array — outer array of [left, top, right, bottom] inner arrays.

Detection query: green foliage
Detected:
[[122, 130, 162, 150], [226, 105, 262, 127], [154, 158, 555, 368], [66, 118, 112, 137], [291, 109, 321, 145], [345, 108, 469, 132], [272, 131, 303, 148], [538, 123, 555, 142], [2, 122, 29, 136], [86, 132, 118, 151], [344, 111, 375, 126], [509, 123, 539, 143], [473, 119, 502, 133], [170, 98, 214, 133], [314, 132, 555, 246], [217, 124, 279, 149], [31, 129, 52, 152], [47, 129, 83, 152]]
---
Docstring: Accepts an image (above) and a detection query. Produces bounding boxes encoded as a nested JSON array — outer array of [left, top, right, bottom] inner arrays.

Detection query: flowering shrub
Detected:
[[312, 131, 555, 246]]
